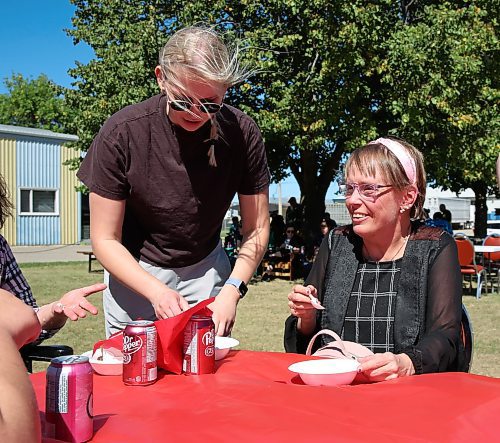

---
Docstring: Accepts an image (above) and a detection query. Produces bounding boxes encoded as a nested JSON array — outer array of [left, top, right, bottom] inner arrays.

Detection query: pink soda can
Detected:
[[123, 320, 157, 386], [183, 315, 215, 375], [45, 355, 93, 443]]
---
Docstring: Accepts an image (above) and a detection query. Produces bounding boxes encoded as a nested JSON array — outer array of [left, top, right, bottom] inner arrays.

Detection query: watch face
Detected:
[[227, 279, 247, 297], [239, 282, 248, 296]]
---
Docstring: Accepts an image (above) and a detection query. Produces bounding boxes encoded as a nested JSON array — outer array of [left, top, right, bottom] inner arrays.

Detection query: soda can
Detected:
[[123, 320, 157, 386], [183, 315, 215, 374], [45, 355, 93, 443]]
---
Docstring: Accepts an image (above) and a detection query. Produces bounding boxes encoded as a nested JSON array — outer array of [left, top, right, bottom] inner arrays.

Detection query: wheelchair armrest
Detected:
[[20, 344, 74, 372]]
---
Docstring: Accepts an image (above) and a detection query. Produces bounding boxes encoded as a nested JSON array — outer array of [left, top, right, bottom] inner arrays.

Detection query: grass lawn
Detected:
[[21, 261, 500, 377]]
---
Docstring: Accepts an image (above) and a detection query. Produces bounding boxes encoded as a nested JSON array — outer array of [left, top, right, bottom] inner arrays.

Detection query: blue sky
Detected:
[[0, 1, 94, 94], [0, 1, 339, 201]]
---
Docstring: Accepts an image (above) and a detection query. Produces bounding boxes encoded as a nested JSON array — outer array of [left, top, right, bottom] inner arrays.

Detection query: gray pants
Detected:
[[103, 242, 231, 337]]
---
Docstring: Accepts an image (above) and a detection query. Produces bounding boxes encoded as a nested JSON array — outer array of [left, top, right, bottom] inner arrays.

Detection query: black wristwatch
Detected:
[[225, 278, 248, 298]]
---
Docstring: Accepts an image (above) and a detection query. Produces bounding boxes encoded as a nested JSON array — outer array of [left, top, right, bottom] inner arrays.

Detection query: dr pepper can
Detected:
[[45, 355, 93, 443], [183, 315, 215, 374], [123, 320, 157, 386]]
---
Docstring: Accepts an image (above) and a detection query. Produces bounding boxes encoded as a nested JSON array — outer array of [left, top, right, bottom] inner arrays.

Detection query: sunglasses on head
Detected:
[[168, 98, 223, 114]]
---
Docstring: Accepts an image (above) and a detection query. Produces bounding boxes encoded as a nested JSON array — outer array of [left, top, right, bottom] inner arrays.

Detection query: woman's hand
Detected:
[[287, 284, 319, 335], [358, 352, 415, 382], [52, 283, 107, 321], [287, 284, 318, 319], [150, 287, 190, 320], [208, 286, 239, 336]]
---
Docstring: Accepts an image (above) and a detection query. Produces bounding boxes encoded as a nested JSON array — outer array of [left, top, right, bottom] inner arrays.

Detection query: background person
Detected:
[[0, 174, 106, 343], [322, 212, 337, 230], [313, 217, 336, 258], [0, 290, 42, 443], [285, 197, 303, 231], [78, 25, 270, 337], [439, 203, 452, 224], [285, 137, 463, 381], [425, 211, 453, 235]]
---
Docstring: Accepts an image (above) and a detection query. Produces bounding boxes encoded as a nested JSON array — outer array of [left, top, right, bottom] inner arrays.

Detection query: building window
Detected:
[[19, 189, 58, 215]]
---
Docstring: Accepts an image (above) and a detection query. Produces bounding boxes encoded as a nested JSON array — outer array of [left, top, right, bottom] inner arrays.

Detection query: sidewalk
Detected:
[[11, 244, 93, 264]]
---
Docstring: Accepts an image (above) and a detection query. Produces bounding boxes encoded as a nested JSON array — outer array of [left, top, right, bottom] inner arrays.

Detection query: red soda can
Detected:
[[123, 320, 157, 386], [183, 315, 215, 374], [45, 355, 93, 443]]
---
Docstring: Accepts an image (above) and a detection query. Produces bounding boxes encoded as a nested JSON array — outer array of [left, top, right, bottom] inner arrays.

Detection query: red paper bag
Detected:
[[93, 297, 214, 374]]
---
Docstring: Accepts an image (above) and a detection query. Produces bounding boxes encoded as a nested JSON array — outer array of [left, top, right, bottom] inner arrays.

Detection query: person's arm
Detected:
[[359, 233, 462, 380], [209, 189, 270, 336], [35, 283, 107, 331], [89, 193, 188, 319], [410, 234, 462, 373], [0, 289, 42, 443], [0, 237, 103, 342], [284, 234, 330, 353]]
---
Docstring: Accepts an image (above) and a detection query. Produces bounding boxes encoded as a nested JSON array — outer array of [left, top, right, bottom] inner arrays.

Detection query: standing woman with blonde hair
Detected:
[[78, 25, 270, 337], [285, 137, 464, 380]]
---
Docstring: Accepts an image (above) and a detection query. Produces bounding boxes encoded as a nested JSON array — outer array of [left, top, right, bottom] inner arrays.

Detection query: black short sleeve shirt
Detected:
[[77, 94, 270, 267]]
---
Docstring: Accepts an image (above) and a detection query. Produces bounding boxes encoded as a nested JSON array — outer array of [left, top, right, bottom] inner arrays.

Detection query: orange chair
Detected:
[[454, 233, 486, 299], [482, 234, 500, 293]]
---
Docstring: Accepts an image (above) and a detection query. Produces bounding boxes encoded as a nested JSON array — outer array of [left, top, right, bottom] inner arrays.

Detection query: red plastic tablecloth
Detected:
[[31, 350, 500, 442]]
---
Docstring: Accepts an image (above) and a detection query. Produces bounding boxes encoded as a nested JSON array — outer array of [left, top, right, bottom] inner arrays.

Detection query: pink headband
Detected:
[[368, 137, 416, 184]]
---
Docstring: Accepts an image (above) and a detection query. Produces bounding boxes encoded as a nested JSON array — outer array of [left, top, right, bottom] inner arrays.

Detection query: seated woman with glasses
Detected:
[[78, 25, 270, 338], [285, 137, 464, 381]]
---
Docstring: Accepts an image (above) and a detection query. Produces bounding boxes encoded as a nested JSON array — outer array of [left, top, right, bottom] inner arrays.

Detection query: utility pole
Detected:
[[278, 182, 283, 216]]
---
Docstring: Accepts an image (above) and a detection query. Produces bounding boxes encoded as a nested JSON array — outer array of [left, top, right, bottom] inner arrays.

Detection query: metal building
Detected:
[[0, 124, 82, 245]]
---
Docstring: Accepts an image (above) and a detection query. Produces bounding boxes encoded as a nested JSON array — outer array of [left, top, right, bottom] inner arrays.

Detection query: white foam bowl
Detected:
[[288, 358, 360, 386], [215, 336, 240, 360], [82, 349, 123, 376]]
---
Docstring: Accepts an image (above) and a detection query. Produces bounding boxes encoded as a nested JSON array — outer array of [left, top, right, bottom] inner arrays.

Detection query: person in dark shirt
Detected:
[[78, 25, 270, 337], [439, 204, 452, 224], [285, 137, 462, 380], [425, 211, 453, 235], [269, 212, 285, 252], [285, 197, 303, 231]]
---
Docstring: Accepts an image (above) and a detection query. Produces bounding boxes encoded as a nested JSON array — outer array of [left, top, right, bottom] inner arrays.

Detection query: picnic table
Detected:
[[77, 250, 100, 273], [31, 350, 500, 442]]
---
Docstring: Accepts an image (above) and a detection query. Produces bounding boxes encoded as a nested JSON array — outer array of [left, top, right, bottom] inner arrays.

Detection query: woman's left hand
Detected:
[[208, 285, 239, 337], [358, 352, 415, 382], [52, 283, 107, 321]]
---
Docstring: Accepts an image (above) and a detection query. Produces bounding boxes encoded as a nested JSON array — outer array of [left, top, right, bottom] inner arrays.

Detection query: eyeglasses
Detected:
[[168, 99, 223, 114], [339, 182, 393, 201]]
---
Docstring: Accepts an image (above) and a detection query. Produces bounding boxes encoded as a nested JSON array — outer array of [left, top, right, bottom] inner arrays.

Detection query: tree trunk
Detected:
[[473, 182, 488, 239]]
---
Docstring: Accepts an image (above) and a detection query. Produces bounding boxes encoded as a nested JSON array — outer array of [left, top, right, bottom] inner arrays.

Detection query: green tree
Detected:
[[67, 0, 404, 245], [0, 74, 71, 132], [66, 0, 498, 242], [383, 2, 499, 237]]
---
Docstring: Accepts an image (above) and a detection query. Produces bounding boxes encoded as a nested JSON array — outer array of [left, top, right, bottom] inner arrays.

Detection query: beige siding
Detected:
[[60, 145, 80, 244], [0, 138, 17, 244]]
